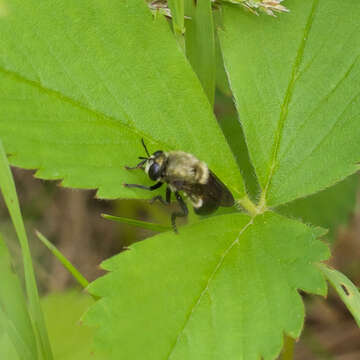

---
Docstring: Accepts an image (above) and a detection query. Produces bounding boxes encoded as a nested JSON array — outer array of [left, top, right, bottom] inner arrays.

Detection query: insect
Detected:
[[124, 139, 235, 233]]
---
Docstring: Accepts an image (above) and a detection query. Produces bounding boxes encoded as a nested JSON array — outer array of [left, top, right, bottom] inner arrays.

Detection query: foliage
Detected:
[[319, 264, 360, 328], [0, 141, 53, 359], [0, 0, 244, 200], [35, 231, 90, 290], [85, 212, 329, 359], [0, 236, 37, 360], [41, 291, 101, 360], [1, 290, 100, 360], [0, 0, 359, 359], [220, 0, 360, 207], [277, 173, 359, 242]]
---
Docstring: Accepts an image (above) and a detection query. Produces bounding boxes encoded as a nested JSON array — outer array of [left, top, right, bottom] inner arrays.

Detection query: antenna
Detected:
[[141, 138, 150, 157]]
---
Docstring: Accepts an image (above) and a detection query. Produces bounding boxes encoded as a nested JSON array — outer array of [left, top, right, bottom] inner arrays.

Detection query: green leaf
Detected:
[[0, 332, 19, 360], [84, 212, 329, 359], [42, 291, 103, 360], [185, 0, 216, 105], [276, 173, 359, 242], [214, 14, 231, 97], [3, 290, 102, 360], [0, 141, 53, 359], [319, 264, 360, 328], [0, 235, 38, 360], [220, 0, 360, 206], [216, 105, 260, 199], [0, 0, 244, 199], [101, 213, 172, 233]]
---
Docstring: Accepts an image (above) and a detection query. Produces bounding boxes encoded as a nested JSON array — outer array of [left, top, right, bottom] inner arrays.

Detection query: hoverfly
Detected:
[[124, 139, 234, 233]]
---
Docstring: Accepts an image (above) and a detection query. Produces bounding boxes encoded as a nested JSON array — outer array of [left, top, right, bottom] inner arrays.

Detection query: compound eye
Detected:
[[152, 150, 163, 157], [149, 163, 161, 181]]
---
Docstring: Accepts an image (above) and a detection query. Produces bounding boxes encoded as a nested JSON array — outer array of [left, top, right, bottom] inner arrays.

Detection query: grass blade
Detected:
[[0, 140, 53, 360], [35, 230, 89, 290], [0, 307, 33, 359], [0, 235, 38, 359], [319, 264, 360, 327], [168, 0, 185, 47], [101, 213, 172, 233]]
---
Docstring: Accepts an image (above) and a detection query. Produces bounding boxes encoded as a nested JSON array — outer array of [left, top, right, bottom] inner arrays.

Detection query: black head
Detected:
[[139, 139, 166, 181], [146, 150, 165, 181]]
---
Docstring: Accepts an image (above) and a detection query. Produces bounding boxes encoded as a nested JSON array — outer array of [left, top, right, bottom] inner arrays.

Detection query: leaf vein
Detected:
[[61, 29, 136, 126], [283, 89, 360, 176], [262, 0, 320, 201], [0, 65, 173, 150], [166, 218, 254, 359], [279, 54, 360, 163]]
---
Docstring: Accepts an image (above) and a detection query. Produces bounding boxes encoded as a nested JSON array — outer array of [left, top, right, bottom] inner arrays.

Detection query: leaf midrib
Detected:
[[262, 0, 320, 202], [166, 218, 254, 359]]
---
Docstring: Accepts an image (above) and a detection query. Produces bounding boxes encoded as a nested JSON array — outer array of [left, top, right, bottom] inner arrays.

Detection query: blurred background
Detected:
[[1, 92, 359, 359]]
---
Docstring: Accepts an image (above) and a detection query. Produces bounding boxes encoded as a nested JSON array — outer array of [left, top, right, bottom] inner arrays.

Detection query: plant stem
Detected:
[[281, 336, 295, 360], [237, 196, 260, 217]]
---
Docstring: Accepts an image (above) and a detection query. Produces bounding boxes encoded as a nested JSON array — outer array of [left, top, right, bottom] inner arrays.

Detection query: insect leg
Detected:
[[171, 191, 188, 234], [124, 159, 147, 170], [150, 187, 171, 205], [123, 182, 163, 191], [166, 187, 171, 203]]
